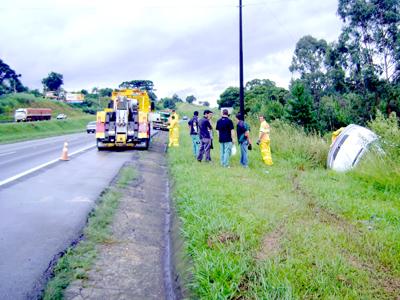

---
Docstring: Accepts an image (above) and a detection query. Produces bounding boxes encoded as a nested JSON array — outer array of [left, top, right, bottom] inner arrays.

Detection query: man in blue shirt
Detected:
[[188, 111, 200, 157], [197, 110, 213, 162], [216, 109, 235, 167]]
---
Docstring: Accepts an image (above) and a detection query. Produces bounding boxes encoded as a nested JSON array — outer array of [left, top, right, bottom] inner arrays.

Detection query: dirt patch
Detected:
[[207, 231, 240, 249], [256, 227, 284, 261]]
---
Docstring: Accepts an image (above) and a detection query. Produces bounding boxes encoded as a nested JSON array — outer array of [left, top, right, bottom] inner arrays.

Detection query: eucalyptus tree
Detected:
[[289, 35, 329, 106], [337, 0, 400, 84]]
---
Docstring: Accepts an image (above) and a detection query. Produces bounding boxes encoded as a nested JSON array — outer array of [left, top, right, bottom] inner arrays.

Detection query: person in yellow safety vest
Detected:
[[257, 115, 273, 166], [168, 115, 179, 147], [330, 127, 344, 146]]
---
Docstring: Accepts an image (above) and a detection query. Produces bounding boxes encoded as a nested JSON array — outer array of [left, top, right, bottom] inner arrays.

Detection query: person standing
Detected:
[[257, 115, 273, 165], [170, 109, 179, 122], [188, 111, 200, 157], [236, 113, 252, 167], [168, 115, 179, 147], [197, 110, 213, 162], [216, 109, 235, 167]]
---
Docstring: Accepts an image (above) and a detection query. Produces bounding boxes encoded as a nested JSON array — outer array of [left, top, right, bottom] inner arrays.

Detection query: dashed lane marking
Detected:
[[0, 144, 96, 188], [0, 151, 16, 157]]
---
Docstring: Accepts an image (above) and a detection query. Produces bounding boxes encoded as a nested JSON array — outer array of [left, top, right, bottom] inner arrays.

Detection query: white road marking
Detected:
[[0, 144, 96, 187], [0, 151, 16, 157]]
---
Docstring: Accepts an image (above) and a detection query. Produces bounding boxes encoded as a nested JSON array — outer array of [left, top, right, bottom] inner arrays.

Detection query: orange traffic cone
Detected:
[[60, 142, 69, 161]]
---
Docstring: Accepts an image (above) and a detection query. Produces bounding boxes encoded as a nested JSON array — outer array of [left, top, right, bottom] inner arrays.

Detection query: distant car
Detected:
[[86, 121, 96, 133], [56, 113, 67, 120], [182, 115, 188, 120]]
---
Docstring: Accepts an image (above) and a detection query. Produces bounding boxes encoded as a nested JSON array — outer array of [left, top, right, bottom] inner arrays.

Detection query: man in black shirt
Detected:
[[197, 110, 213, 162], [236, 113, 252, 167], [216, 109, 235, 167], [188, 111, 200, 157]]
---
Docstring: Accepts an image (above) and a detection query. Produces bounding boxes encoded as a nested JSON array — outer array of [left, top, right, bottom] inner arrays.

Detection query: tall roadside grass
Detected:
[[270, 119, 330, 168], [168, 114, 400, 299]]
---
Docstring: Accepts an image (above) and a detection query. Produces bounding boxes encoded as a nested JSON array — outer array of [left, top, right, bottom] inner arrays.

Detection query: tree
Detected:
[[119, 79, 154, 91], [186, 95, 196, 104], [338, 0, 400, 83], [99, 88, 113, 97], [0, 59, 25, 95], [81, 89, 88, 95], [118, 80, 157, 101], [42, 72, 63, 91], [244, 79, 290, 116], [289, 35, 329, 104], [286, 81, 317, 132], [202, 101, 210, 107], [318, 95, 354, 131], [218, 87, 240, 108], [172, 93, 183, 103], [161, 97, 176, 109]]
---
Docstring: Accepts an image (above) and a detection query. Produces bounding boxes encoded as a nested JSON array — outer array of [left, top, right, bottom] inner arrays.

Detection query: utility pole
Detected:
[[239, 0, 245, 119]]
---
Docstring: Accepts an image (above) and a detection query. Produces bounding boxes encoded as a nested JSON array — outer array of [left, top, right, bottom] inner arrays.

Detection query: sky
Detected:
[[0, 0, 343, 106]]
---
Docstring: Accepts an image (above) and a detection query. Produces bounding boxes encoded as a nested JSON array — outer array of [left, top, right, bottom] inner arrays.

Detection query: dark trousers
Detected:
[[197, 138, 212, 161]]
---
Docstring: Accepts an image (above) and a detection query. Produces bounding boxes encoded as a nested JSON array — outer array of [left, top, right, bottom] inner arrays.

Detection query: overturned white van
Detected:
[[327, 124, 378, 172]]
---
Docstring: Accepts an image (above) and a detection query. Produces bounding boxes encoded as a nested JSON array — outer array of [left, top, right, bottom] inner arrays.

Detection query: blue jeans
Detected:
[[220, 142, 232, 167], [191, 135, 200, 157], [240, 140, 248, 167]]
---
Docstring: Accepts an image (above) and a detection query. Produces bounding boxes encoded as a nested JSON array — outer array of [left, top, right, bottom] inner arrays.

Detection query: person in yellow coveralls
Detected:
[[330, 127, 344, 146], [168, 115, 179, 147], [170, 109, 179, 122], [257, 115, 273, 165]]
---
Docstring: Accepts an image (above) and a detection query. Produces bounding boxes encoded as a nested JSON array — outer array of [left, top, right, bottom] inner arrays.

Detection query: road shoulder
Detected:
[[64, 132, 172, 299]]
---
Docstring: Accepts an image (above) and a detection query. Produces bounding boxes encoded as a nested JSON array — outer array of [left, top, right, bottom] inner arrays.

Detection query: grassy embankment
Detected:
[[176, 102, 219, 119], [168, 110, 400, 299], [43, 166, 137, 300], [0, 93, 95, 143]]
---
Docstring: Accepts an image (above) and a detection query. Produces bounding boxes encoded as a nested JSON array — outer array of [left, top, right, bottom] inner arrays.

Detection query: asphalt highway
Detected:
[[0, 132, 96, 183], [0, 131, 158, 299]]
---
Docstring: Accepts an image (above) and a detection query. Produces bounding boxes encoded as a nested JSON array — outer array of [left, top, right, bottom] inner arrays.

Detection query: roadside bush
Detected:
[[367, 111, 400, 159], [353, 111, 400, 191]]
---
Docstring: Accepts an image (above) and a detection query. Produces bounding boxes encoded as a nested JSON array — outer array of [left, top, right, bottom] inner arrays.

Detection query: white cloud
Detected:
[[0, 0, 342, 107]]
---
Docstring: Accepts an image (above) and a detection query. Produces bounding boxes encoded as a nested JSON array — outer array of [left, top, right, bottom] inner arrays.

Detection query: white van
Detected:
[[327, 124, 378, 172]]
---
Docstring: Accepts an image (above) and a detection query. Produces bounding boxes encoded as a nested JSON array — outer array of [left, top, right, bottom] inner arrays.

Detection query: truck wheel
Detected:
[[143, 139, 150, 150], [97, 140, 105, 151]]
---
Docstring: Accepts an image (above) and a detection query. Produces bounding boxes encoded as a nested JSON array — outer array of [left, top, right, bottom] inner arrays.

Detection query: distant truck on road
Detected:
[[14, 108, 52, 122]]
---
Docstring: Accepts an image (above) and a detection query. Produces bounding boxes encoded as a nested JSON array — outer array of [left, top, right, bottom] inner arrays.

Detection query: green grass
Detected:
[[176, 102, 219, 118], [0, 117, 94, 144], [43, 166, 138, 300], [168, 117, 400, 299]]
